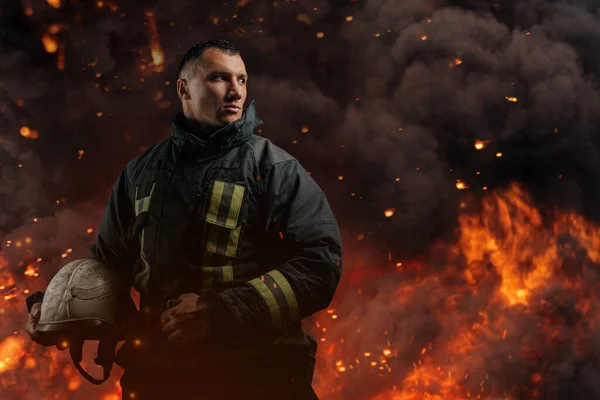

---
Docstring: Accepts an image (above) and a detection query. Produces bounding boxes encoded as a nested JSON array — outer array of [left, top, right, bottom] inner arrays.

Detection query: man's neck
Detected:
[[184, 117, 224, 139]]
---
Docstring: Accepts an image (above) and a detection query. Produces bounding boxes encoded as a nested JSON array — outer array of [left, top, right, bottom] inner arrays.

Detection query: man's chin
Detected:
[[219, 114, 242, 125]]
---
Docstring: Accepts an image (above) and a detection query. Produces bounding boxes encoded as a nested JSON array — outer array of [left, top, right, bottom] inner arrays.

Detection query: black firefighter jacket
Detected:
[[87, 101, 343, 371]]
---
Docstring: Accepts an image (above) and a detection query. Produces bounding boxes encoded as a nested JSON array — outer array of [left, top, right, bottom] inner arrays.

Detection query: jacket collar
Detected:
[[172, 100, 263, 153]]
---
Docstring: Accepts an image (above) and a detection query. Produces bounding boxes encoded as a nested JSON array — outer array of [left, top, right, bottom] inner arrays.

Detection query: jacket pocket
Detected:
[[199, 180, 248, 258]]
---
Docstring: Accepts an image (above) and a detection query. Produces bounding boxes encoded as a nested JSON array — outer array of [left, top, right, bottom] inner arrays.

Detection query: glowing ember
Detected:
[[41, 34, 58, 53], [46, 0, 60, 8], [384, 209, 395, 218], [145, 11, 165, 71], [421, 35, 428, 40], [455, 179, 468, 190], [297, 13, 313, 25], [449, 58, 462, 67], [505, 96, 518, 103], [316, 32, 325, 39], [19, 126, 39, 139], [496, 152, 503, 157], [474, 140, 488, 150], [301, 125, 310, 133]]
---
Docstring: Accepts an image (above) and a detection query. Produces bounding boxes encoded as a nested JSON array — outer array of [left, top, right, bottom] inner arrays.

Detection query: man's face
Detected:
[[178, 48, 248, 127]]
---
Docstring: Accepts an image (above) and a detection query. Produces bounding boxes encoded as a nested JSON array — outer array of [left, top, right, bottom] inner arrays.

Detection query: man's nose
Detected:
[[227, 80, 242, 98]]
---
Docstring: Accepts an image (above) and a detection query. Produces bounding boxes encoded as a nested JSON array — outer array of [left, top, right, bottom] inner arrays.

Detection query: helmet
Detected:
[[35, 258, 137, 385]]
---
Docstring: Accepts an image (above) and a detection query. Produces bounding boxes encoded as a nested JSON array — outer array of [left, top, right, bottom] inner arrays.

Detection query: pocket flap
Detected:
[[205, 181, 246, 229]]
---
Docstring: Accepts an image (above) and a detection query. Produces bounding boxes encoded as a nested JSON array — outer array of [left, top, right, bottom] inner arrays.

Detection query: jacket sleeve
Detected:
[[87, 167, 139, 286], [206, 159, 343, 341]]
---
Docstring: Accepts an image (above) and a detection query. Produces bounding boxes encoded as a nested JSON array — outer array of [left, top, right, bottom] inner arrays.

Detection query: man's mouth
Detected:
[[223, 105, 241, 112]]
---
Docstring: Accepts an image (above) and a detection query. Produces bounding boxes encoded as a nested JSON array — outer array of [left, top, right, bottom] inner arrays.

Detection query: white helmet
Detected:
[[35, 258, 137, 384]]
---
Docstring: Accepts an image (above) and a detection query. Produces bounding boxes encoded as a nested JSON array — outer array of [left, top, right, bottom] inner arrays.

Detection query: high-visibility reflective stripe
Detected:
[[205, 224, 221, 254], [247, 270, 298, 330], [205, 181, 245, 256], [134, 183, 155, 216], [225, 226, 241, 257], [248, 276, 282, 330], [206, 181, 225, 225], [269, 270, 299, 323], [133, 182, 155, 293], [201, 265, 234, 289], [225, 185, 245, 229], [200, 252, 233, 289]]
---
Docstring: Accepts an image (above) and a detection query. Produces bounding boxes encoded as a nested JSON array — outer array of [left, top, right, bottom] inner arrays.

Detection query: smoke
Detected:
[[2, 0, 600, 398]]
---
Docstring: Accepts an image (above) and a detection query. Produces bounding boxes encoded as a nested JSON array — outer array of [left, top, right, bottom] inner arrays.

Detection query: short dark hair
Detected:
[[177, 39, 240, 78]]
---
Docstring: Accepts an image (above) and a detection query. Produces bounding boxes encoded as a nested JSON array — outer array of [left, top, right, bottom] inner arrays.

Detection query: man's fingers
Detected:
[[166, 329, 184, 344], [30, 303, 41, 320], [160, 318, 178, 336]]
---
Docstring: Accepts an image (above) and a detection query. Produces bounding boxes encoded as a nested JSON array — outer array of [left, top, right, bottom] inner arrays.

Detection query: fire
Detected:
[[46, 0, 60, 8], [384, 209, 395, 218], [505, 96, 518, 103], [145, 11, 165, 71], [313, 183, 600, 399], [0, 336, 27, 373]]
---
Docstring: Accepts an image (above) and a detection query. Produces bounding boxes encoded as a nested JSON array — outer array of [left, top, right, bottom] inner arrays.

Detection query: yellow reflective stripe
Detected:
[[206, 181, 225, 225], [133, 183, 155, 294], [225, 185, 245, 228], [200, 265, 234, 289], [135, 183, 155, 216], [268, 270, 299, 323], [248, 276, 282, 330], [225, 226, 242, 257], [202, 267, 213, 289], [222, 265, 233, 284], [205, 224, 220, 253]]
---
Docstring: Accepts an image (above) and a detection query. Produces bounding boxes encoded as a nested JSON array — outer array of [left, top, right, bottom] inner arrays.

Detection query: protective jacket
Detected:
[[87, 101, 343, 370]]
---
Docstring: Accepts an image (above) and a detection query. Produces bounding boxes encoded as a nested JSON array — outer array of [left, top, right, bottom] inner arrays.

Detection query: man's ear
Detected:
[[177, 78, 191, 100]]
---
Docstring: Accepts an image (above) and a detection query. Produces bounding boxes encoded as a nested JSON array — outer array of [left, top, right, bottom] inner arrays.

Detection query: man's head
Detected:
[[176, 40, 248, 129]]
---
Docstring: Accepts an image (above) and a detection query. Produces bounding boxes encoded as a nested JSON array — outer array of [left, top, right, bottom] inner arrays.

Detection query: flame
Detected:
[[314, 183, 600, 399], [145, 11, 165, 71], [384, 209, 395, 218], [46, 0, 60, 8], [505, 96, 518, 103], [0, 336, 27, 373]]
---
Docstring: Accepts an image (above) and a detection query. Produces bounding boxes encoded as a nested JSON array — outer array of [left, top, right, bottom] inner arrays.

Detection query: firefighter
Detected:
[[26, 39, 343, 399]]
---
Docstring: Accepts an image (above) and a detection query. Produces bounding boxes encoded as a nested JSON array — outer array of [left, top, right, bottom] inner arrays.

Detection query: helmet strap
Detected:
[[69, 338, 118, 385]]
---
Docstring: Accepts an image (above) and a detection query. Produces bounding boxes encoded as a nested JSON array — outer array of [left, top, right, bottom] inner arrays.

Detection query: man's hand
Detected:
[[25, 303, 45, 344], [160, 293, 210, 346]]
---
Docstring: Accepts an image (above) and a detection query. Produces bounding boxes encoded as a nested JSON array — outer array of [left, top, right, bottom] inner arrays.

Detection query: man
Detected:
[[26, 39, 343, 399]]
